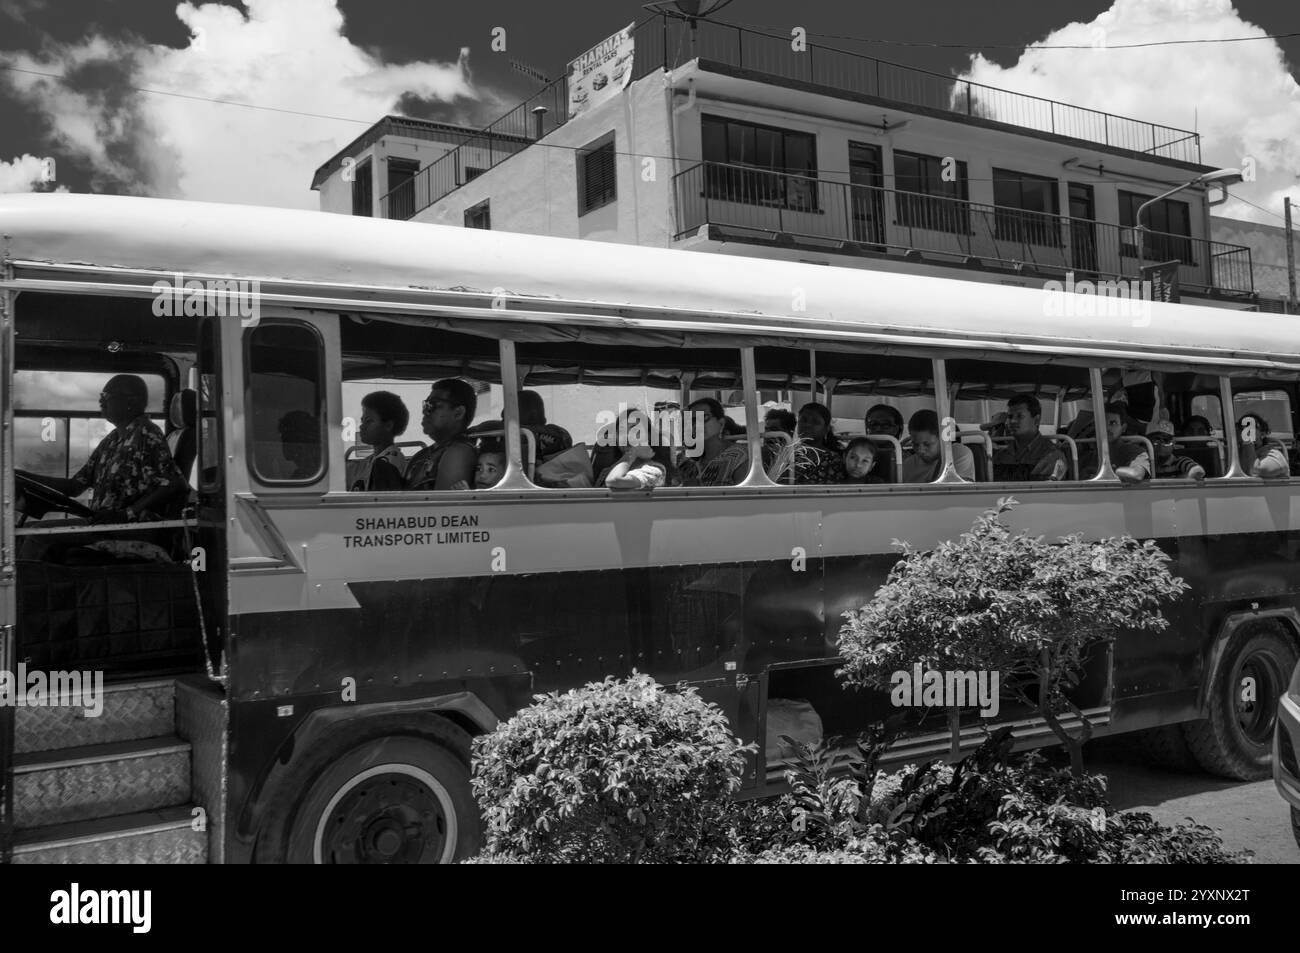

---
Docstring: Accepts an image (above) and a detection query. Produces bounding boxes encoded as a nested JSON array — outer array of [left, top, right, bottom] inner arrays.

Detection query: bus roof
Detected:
[[1, 192, 1296, 375]]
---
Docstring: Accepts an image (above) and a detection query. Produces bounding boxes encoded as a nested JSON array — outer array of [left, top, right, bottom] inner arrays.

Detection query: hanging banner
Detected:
[[567, 22, 635, 119]]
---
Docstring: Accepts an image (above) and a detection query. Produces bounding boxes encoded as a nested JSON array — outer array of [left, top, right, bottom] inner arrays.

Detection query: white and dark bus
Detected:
[[1, 193, 1297, 863]]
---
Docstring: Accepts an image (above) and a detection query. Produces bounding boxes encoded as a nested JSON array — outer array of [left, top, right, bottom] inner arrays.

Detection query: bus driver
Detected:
[[17, 373, 186, 523]]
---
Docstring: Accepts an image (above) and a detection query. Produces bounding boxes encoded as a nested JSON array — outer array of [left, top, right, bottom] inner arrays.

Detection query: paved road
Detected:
[[1085, 739, 1299, 864]]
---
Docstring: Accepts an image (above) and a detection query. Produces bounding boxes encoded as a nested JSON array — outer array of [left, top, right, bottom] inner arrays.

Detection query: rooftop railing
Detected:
[[382, 15, 1202, 221], [674, 160, 1252, 296]]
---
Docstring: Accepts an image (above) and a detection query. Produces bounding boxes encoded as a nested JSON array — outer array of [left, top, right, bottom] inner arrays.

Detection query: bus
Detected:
[[1, 192, 1297, 864]]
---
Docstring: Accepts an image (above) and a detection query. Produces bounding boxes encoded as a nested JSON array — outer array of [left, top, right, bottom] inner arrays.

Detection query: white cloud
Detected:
[[1, 0, 494, 208], [0, 152, 67, 191], [957, 0, 1300, 224]]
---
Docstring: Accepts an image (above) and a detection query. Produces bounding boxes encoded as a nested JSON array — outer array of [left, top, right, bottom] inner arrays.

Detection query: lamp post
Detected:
[[1135, 167, 1242, 282]]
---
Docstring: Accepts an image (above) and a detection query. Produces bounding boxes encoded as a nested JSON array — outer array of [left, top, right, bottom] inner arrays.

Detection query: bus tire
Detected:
[[1134, 723, 1199, 772], [1182, 622, 1298, 781], [255, 717, 481, 864]]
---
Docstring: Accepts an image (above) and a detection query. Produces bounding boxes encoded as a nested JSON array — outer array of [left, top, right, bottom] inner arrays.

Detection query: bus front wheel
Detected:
[[257, 720, 481, 864], [1183, 622, 1298, 781]]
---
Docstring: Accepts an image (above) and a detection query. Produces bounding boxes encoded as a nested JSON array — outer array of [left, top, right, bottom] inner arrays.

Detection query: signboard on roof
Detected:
[[567, 22, 635, 119]]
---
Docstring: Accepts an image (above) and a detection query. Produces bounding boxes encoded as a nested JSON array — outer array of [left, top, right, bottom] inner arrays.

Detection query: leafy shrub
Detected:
[[759, 727, 1249, 864], [470, 672, 752, 863], [838, 498, 1188, 774]]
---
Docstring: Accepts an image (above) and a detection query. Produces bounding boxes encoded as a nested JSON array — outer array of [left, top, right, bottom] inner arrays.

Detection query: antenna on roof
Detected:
[[510, 60, 551, 86]]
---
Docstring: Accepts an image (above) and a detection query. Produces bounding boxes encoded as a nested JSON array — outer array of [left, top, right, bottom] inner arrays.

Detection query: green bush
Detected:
[[838, 498, 1188, 774], [469, 672, 752, 863], [753, 727, 1250, 864]]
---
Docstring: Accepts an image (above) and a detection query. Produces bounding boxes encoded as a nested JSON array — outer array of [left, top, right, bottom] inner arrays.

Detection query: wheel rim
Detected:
[[1231, 651, 1282, 746], [313, 763, 457, 864]]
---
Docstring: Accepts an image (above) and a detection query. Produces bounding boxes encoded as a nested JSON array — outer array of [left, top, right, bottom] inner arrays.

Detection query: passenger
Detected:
[[405, 379, 478, 491], [679, 397, 748, 486], [453, 449, 507, 491], [599, 442, 675, 490], [279, 411, 321, 480], [794, 402, 846, 484], [16, 374, 186, 522], [901, 410, 975, 483], [761, 408, 796, 470], [518, 390, 573, 461], [1148, 415, 1206, 480], [1236, 412, 1289, 479], [1182, 415, 1214, 438], [864, 403, 904, 483], [347, 391, 409, 492], [991, 395, 1067, 481], [841, 437, 885, 485], [1102, 403, 1150, 483]]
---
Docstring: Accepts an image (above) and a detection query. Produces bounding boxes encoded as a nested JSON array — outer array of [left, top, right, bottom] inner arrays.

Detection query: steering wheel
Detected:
[[15, 473, 96, 521]]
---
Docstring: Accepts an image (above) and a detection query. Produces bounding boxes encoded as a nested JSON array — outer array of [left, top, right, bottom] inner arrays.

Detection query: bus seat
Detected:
[[167, 389, 197, 480], [958, 432, 992, 482]]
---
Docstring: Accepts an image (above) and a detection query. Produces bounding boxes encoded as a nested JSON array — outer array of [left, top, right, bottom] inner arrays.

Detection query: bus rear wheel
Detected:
[[1183, 623, 1298, 781], [258, 720, 481, 864]]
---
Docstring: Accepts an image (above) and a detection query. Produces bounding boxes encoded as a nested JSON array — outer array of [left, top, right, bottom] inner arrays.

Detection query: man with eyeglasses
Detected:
[[1148, 416, 1205, 481], [404, 379, 478, 491], [17, 374, 185, 523]]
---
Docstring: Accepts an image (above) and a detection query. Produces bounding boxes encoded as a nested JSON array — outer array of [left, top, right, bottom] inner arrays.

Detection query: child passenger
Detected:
[[452, 448, 506, 490], [346, 391, 409, 491], [842, 437, 885, 485]]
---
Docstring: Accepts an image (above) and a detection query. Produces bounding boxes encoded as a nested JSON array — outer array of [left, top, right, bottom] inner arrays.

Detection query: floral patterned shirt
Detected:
[[72, 414, 183, 511], [679, 444, 749, 487], [795, 444, 847, 485]]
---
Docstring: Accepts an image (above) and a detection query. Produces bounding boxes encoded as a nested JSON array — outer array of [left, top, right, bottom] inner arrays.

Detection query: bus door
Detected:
[[0, 284, 15, 862]]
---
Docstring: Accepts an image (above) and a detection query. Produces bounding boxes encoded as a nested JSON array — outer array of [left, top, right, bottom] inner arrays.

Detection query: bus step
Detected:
[[14, 677, 176, 755], [11, 805, 207, 864], [12, 736, 192, 829]]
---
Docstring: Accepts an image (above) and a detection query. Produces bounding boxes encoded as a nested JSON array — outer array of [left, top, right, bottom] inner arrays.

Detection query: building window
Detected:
[[464, 167, 486, 182], [701, 115, 818, 211], [992, 169, 1061, 247], [351, 158, 373, 217], [465, 200, 491, 230], [893, 151, 969, 234], [386, 157, 419, 220], [1119, 191, 1193, 264], [578, 138, 617, 215]]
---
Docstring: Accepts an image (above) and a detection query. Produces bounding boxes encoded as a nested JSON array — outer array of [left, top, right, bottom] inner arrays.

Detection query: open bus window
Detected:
[[246, 322, 326, 484], [339, 318, 502, 490], [513, 340, 744, 489], [758, 345, 936, 485], [949, 358, 1090, 483]]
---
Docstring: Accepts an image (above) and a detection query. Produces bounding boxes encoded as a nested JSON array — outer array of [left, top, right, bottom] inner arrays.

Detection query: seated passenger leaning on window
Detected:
[[347, 391, 409, 491], [794, 402, 846, 484], [17, 374, 186, 523], [678, 397, 748, 487], [864, 404, 904, 483], [452, 448, 506, 491], [901, 409, 975, 483], [405, 379, 478, 491], [991, 394, 1066, 482], [1148, 414, 1205, 480], [1237, 412, 1290, 479], [597, 412, 676, 490]]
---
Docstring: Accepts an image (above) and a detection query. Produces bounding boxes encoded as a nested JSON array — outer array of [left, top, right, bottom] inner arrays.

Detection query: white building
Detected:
[[314, 15, 1263, 312]]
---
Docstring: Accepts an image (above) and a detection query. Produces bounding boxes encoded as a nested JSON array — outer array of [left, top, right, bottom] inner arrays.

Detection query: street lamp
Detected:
[[1135, 167, 1243, 277]]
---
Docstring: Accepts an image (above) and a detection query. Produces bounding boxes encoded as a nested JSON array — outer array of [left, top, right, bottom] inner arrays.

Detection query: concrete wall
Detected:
[[1212, 214, 1297, 305], [417, 73, 675, 247]]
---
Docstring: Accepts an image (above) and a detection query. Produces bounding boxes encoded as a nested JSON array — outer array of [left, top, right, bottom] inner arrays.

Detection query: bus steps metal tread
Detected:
[[13, 735, 192, 829], [12, 806, 207, 865], [14, 680, 175, 755]]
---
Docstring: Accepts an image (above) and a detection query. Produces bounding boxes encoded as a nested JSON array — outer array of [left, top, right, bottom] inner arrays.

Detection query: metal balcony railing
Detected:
[[381, 14, 1202, 221], [673, 161, 1253, 296]]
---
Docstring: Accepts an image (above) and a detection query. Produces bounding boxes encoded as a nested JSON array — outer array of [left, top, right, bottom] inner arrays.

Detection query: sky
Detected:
[[0, 0, 1298, 225]]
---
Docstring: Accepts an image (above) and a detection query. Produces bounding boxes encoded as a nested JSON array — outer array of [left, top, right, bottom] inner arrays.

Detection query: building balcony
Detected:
[[672, 161, 1255, 299], [384, 14, 1202, 222]]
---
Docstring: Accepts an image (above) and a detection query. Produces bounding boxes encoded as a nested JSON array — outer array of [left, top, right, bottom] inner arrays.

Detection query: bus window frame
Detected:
[[243, 318, 328, 489]]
